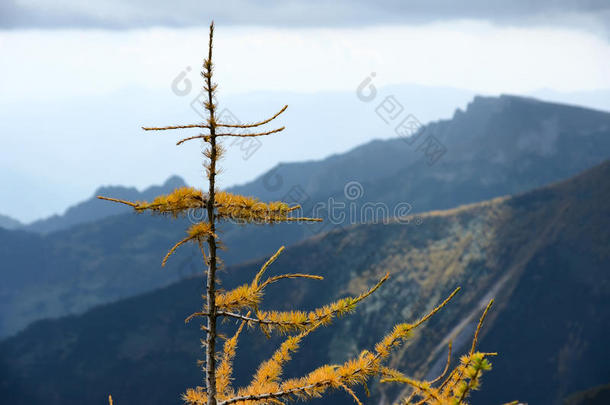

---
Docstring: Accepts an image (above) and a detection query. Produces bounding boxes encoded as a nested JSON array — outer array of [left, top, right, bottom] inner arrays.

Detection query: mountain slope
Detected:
[[2, 160, 609, 405], [565, 383, 610, 405], [1, 95, 609, 338]]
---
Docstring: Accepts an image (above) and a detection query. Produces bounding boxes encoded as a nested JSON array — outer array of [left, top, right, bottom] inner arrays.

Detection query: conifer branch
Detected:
[[142, 124, 210, 131], [98, 189, 320, 224], [258, 273, 323, 289], [382, 299, 496, 405], [216, 105, 288, 128], [470, 299, 493, 355], [176, 127, 285, 146], [253, 246, 285, 287], [162, 222, 216, 267], [98, 187, 207, 217], [429, 341, 452, 385], [96, 196, 138, 207], [215, 127, 285, 137], [412, 287, 461, 329], [433, 300, 494, 402], [215, 287, 461, 405], [141, 106, 286, 138], [339, 383, 364, 405], [217, 382, 324, 405], [216, 313, 249, 398], [211, 273, 389, 334]]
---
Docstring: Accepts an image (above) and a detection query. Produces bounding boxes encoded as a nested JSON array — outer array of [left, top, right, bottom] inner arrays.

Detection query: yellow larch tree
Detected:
[[99, 22, 499, 405]]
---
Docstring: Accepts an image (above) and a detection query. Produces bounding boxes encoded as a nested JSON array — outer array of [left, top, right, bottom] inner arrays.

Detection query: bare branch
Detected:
[[470, 299, 493, 355], [176, 127, 285, 146], [217, 105, 288, 129], [96, 196, 138, 207], [187, 309, 319, 328], [259, 273, 323, 290], [412, 287, 461, 329], [219, 311, 320, 327], [217, 382, 321, 405], [430, 341, 452, 384], [142, 124, 210, 131], [216, 126, 285, 137]]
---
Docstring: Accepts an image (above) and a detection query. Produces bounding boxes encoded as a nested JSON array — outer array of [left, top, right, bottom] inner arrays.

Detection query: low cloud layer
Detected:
[[2, 0, 609, 32]]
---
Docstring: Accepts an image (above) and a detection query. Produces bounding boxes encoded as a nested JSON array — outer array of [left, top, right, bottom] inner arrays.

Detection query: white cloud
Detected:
[[1, 21, 609, 105]]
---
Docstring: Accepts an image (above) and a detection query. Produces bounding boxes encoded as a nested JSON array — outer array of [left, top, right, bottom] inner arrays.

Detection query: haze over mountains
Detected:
[[20, 176, 186, 234], [0, 214, 21, 230], [3, 84, 610, 225], [2, 156, 608, 405], [6, 92, 610, 232], [1, 94, 609, 339], [1, 83, 476, 224]]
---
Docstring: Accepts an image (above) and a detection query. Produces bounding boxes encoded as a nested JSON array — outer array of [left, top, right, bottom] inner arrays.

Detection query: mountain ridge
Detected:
[[0, 214, 21, 230], [19, 175, 186, 234], [2, 159, 608, 404], [1, 94, 609, 339]]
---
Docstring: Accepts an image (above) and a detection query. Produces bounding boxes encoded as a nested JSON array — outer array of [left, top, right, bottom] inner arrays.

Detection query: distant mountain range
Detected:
[[0, 214, 21, 230], [13, 175, 186, 234], [2, 158, 608, 405], [11, 93, 610, 233], [1, 94, 609, 339], [233, 94, 610, 208]]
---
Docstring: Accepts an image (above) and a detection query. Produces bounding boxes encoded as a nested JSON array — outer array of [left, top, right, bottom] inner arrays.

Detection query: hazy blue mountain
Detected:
[[1, 83, 476, 224], [1, 95, 609, 338], [2, 160, 608, 405], [21, 175, 186, 234], [0, 214, 21, 230], [5, 83, 610, 225], [232, 94, 610, 209]]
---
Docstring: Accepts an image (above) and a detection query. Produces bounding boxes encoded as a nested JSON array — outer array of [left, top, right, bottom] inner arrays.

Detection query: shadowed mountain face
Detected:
[[565, 383, 610, 405], [1, 95, 609, 339], [1, 160, 609, 405]]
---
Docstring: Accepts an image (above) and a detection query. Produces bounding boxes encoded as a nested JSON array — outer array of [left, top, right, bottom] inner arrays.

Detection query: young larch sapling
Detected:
[[99, 21, 500, 405]]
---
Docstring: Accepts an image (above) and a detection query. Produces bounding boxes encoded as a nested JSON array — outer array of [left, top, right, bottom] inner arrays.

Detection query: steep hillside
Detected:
[[1, 95, 609, 338], [565, 383, 610, 405], [2, 161, 608, 405]]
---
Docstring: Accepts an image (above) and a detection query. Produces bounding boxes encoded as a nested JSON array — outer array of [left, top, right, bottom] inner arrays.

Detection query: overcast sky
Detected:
[[2, 0, 610, 33], [1, 1, 610, 223]]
